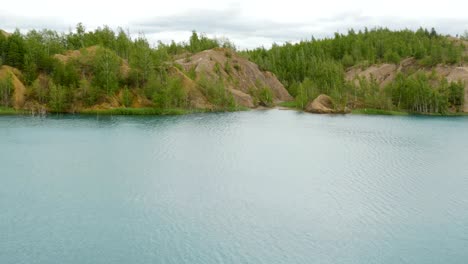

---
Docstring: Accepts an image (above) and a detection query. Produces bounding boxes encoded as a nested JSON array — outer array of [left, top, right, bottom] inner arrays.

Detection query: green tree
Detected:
[[153, 76, 187, 108], [197, 73, 234, 108], [187, 31, 219, 53], [67, 23, 86, 49], [48, 80, 67, 112], [5, 30, 25, 69], [129, 36, 154, 87], [448, 80, 464, 109], [30, 78, 49, 104], [116, 28, 131, 60], [23, 52, 38, 85], [295, 78, 319, 109], [121, 86, 132, 107], [51, 59, 79, 88], [92, 47, 121, 95], [384, 50, 401, 64], [0, 33, 6, 65], [0, 73, 13, 107], [342, 54, 354, 68]]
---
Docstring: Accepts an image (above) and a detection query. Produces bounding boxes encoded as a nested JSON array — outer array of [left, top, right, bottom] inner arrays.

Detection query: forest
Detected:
[[244, 28, 467, 114], [0, 24, 236, 112], [0, 25, 466, 114]]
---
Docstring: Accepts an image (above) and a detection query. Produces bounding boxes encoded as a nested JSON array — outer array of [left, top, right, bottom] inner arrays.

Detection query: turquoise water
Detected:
[[1, 109, 468, 264]]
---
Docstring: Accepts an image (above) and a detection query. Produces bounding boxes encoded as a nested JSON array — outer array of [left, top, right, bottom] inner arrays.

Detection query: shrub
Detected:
[[0, 73, 13, 107], [122, 86, 132, 107], [197, 73, 235, 108], [153, 76, 187, 108]]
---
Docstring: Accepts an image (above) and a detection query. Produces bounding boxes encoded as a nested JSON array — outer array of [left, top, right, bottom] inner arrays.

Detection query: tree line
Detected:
[[0, 24, 237, 111], [0, 25, 466, 114], [244, 27, 466, 113]]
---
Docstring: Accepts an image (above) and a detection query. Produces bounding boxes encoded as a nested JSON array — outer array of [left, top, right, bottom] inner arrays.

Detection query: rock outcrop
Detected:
[[346, 58, 468, 112], [346, 63, 397, 88], [305, 94, 336, 114], [174, 48, 293, 108], [50, 47, 292, 110]]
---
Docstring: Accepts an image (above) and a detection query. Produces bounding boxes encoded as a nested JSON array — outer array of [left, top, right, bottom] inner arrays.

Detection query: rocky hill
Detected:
[[2, 26, 468, 115], [174, 48, 292, 108], [346, 58, 468, 112], [1, 45, 291, 112]]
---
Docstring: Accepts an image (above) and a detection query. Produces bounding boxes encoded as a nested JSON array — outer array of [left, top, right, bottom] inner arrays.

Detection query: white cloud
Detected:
[[1, 0, 468, 49]]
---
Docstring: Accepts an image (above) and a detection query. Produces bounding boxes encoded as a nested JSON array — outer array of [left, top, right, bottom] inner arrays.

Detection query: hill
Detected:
[[0, 66, 26, 109], [0, 29, 10, 38], [1, 25, 468, 115], [174, 48, 292, 108], [245, 28, 468, 114], [346, 58, 468, 112], [0, 44, 290, 113]]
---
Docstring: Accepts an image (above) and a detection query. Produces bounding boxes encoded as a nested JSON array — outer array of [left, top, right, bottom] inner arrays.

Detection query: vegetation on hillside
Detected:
[[0, 25, 467, 115], [244, 28, 467, 114], [0, 25, 237, 113]]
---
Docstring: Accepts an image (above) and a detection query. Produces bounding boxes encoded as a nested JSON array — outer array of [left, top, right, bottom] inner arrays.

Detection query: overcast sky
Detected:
[[1, 0, 468, 49]]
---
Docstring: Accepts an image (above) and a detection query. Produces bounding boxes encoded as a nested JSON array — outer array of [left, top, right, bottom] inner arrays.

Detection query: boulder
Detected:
[[305, 94, 336, 114]]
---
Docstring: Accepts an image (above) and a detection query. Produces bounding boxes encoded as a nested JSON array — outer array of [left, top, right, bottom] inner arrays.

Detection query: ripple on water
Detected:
[[1, 110, 468, 264]]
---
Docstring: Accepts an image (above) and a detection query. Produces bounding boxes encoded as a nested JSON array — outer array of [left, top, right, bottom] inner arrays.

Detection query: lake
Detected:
[[1, 109, 468, 264]]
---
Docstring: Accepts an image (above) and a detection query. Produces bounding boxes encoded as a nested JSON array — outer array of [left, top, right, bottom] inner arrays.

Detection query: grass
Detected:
[[79, 106, 250, 116], [3, 105, 465, 117], [1, 105, 250, 117], [351, 108, 409, 116], [278, 101, 300, 109], [79, 107, 189, 116], [352, 108, 468, 116], [219, 106, 250, 112], [0, 107, 27, 115]]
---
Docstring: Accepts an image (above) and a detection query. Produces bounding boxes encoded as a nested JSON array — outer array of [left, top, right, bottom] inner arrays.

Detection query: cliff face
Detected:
[[346, 58, 468, 112]]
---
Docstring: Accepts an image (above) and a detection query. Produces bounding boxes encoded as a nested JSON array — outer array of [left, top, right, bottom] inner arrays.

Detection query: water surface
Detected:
[[1, 110, 468, 264]]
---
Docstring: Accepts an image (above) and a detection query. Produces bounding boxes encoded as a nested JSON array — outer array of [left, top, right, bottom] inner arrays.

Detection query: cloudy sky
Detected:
[[1, 0, 468, 49]]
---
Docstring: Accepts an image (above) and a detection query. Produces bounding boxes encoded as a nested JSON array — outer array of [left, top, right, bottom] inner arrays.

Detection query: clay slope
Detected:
[[0, 29, 10, 37], [175, 48, 292, 107], [49, 47, 291, 110], [435, 65, 468, 112], [0, 66, 26, 109], [169, 66, 213, 109], [346, 58, 468, 112]]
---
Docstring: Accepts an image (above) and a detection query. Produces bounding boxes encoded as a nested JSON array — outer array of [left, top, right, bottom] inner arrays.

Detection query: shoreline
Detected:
[[0, 107, 249, 116], [1, 106, 467, 117], [276, 102, 468, 116]]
